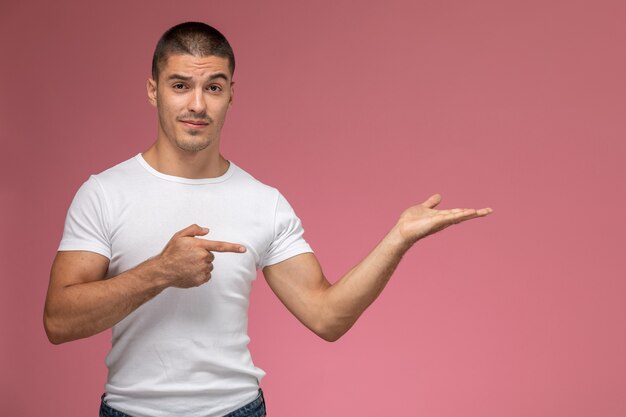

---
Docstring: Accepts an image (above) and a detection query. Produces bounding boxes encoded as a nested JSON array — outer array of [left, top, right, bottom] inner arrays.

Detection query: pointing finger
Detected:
[[198, 239, 247, 253]]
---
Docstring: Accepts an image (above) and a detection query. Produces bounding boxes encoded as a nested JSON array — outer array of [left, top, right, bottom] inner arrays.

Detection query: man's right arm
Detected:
[[43, 224, 246, 344]]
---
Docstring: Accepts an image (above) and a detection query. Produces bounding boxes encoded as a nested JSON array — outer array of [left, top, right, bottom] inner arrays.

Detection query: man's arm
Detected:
[[44, 224, 246, 344], [263, 194, 492, 342]]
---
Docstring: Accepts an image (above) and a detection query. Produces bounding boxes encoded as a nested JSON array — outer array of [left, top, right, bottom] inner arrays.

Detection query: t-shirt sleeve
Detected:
[[260, 192, 313, 269], [58, 176, 112, 259]]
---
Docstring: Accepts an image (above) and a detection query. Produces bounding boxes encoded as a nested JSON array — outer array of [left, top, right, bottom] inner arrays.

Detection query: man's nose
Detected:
[[187, 88, 207, 113]]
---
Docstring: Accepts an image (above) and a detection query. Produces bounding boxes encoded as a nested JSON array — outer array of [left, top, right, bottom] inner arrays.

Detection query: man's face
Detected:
[[147, 54, 234, 153]]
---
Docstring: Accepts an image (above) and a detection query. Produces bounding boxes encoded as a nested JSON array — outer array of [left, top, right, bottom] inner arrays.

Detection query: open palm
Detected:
[[396, 194, 493, 245]]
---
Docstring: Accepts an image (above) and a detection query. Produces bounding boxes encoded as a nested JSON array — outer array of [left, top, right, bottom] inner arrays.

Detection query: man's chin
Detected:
[[175, 138, 212, 153]]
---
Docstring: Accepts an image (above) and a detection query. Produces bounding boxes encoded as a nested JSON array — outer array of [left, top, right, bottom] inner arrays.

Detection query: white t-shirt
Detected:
[[59, 154, 313, 417]]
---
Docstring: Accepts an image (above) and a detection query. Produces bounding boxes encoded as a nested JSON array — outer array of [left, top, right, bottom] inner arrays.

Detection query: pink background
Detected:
[[1, 0, 625, 416]]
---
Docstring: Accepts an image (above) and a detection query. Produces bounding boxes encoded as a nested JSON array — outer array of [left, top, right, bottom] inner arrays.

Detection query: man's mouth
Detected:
[[179, 119, 209, 128]]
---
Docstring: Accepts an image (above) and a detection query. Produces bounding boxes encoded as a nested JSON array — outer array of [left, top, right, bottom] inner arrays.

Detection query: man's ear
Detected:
[[147, 78, 157, 107], [229, 81, 235, 107]]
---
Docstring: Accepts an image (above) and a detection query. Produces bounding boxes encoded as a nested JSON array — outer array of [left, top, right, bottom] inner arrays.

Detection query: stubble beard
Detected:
[[163, 111, 217, 153], [174, 128, 213, 152]]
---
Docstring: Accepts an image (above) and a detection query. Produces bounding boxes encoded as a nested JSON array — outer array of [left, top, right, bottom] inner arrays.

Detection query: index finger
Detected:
[[196, 239, 247, 253]]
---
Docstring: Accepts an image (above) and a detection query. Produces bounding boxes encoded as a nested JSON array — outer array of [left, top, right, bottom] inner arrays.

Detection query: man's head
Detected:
[[152, 22, 235, 82], [147, 22, 236, 154]]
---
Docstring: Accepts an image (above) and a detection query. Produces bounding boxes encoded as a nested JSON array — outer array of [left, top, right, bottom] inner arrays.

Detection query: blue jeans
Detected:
[[99, 390, 266, 417]]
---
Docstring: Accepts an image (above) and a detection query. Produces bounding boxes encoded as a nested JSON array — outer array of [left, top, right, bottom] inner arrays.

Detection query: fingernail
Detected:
[[239, 246, 246, 253]]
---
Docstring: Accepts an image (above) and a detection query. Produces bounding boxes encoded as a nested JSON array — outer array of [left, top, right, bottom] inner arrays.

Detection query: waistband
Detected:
[[99, 389, 266, 417]]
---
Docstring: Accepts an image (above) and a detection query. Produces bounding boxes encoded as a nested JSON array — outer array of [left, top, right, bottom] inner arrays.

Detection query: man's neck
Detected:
[[142, 142, 230, 179]]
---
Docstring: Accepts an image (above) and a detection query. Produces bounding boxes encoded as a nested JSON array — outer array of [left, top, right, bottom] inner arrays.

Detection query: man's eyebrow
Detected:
[[208, 73, 230, 82], [167, 74, 192, 81], [166, 73, 230, 82]]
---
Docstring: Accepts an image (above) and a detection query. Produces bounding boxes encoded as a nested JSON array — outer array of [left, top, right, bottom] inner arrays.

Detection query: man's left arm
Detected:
[[263, 194, 492, 342]]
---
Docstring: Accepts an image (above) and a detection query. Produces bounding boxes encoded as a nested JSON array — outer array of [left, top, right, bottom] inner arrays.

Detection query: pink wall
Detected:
[[2, 0, 625, 415]]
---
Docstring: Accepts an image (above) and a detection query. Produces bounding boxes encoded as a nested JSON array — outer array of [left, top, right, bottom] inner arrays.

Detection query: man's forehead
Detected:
[[160, 53, 232, 80]]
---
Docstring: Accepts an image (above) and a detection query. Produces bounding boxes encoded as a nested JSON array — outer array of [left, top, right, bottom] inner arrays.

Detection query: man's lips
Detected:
[[179, 119, 209, 128]]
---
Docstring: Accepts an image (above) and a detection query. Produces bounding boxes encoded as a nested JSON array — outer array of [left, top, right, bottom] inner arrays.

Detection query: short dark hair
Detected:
[[151, 22, 235, 81]]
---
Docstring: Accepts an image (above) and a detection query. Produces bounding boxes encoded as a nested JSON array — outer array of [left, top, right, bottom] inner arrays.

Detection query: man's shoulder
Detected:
[[92, 154, 143, 182], [82, 154, 158, 196], [230, 162, 280, 196]]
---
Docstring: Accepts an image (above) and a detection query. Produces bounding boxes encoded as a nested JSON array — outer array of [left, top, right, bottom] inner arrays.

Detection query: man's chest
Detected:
[[105, 187, 274, 277]]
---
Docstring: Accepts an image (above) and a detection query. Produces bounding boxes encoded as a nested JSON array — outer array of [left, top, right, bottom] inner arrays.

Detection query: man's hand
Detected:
[[394, 194, 493, 247], [44, 224, 247, 344], [154, 224, 247, 289]]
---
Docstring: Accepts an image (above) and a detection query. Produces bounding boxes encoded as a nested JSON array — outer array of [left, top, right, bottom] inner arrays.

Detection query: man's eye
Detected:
[[208, 85, 222, 92], [173, 83, 186, 89]]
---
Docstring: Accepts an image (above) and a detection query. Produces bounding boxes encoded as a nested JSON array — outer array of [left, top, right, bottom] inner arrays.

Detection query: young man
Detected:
[[44, 22, 492, 417]]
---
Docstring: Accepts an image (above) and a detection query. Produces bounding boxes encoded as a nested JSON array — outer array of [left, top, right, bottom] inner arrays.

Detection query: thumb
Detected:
[[423, 194, 442, 209], [175, 224, 209, 238]]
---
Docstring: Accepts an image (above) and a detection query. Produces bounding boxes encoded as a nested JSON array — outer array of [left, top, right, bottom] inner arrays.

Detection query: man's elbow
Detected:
[[318, 331, 343, 343], [43, 312, 69, 345], [313, 320, 352, 342]]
